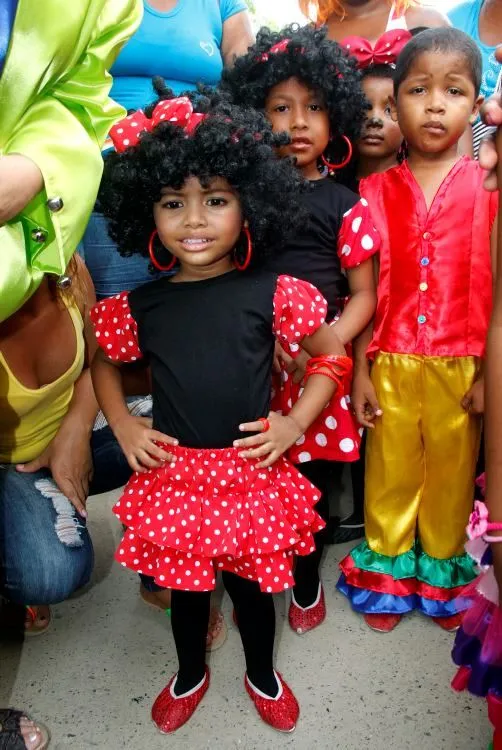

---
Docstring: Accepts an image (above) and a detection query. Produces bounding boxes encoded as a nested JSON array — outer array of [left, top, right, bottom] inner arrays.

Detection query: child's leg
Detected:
[[364, 354, 423, 558], [338, 354, 426, 615], [292, 460, 342, 607], [170, 589, 211, 695], [418, 357, 480, 614], [222, 571, 277, 696], [331, 434, 366, 544]]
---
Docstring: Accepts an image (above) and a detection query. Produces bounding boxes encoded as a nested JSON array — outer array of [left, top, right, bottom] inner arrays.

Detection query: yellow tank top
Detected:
[[0, 302, 85, 464]]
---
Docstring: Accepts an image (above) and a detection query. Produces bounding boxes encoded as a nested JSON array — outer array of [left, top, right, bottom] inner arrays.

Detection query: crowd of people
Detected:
[[1, 0, 502, 748]]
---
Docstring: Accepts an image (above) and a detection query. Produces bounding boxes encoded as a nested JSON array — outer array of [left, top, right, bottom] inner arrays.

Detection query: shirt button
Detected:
[[421, 257, 430, 267], [418, 314, 427, 324], [423, 231, 432, 240], [419, 282, 428, 292]]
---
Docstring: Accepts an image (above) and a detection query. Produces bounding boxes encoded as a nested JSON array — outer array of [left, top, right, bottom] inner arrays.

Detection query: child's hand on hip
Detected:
[[462, 377, 484, 415], [352, 371, 382, 428], [234, 412, 302, 468], [113, 415, 178, 473]]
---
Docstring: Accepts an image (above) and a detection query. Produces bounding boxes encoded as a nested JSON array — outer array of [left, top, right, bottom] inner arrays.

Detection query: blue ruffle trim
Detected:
[[337, 574, 471, 617]]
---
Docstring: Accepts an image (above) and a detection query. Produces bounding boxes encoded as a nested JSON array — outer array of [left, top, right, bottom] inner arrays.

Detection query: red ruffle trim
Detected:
[[114, 446, 324, 593], [340, 556, 468, 602]]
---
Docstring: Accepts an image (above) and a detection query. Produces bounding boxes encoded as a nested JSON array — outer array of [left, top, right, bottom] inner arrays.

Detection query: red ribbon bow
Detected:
[[340, 29, 412, 70], [109, 97, 206, 153], [259, 38, 291, 63]]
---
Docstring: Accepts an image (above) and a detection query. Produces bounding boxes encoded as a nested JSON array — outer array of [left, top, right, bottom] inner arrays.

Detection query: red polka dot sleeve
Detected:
[[90, 293, 143, 363], [337, 198, 380, 270], [273, 275, 327, 357]]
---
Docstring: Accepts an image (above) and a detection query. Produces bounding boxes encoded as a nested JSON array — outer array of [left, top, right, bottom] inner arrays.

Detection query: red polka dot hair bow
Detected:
[[340, 29, 412, 69], [259, 38, 292, 62], [109, 97, 206, 153]]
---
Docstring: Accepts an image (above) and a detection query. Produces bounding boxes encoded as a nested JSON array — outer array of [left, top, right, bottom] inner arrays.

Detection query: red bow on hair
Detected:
[[109, 97, 206, 152], [259, 38, 291, 63], [340, 29, 412, 69]]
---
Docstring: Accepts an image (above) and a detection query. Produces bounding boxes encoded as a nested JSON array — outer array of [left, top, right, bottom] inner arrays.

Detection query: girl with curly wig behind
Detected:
[[221, 23, 379, 636], [89, 90, 352, 734]]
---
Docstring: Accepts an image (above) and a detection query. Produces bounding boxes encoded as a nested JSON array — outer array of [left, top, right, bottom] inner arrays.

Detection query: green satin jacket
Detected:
[[0, 0, 143, 321]]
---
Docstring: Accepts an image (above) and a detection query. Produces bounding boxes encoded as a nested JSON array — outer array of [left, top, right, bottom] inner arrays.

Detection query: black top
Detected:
[[128, 270, 278, 449], [265, 178, 359, 319]]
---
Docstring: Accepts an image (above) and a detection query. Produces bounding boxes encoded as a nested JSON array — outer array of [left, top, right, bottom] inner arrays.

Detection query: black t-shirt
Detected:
[[265, 178, 360, 319], [128, 270, 278, 449]]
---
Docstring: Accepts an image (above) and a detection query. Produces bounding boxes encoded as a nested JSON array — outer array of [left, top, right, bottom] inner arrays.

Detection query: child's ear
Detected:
[[469, 95, 484, 124], [389, 96, 398, 123]]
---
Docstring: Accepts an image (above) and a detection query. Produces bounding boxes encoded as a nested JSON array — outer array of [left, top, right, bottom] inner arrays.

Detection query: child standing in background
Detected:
[[221, 25, 379, 635], [339, 28, 498, 633], [333, 30, 407, 544]]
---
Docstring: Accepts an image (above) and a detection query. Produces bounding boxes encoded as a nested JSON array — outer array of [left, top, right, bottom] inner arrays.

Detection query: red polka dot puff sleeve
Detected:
[[337, 198, 380, 270], [273, 275, 327, 358], [90, 292, 143, 363]]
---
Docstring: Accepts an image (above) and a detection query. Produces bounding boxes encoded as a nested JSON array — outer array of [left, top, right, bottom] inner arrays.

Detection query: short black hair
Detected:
[[97, 85, 308, 269], [394, 27, 482, 96], [221, 24, 369, 144], [361, 63, 397, 84]]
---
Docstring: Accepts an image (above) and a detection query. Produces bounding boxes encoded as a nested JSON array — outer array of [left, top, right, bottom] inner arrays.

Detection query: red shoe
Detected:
[[364, 613, 402, 632], [432, 612, 464, 632], [288, 584, 326, 635], [152, 668, 210, 733], [245, 672, 299, 733]]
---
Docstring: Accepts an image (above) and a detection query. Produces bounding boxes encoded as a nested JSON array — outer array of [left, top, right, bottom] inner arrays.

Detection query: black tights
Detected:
[[171, 572, 277, 697], [293, 459, 343, 607]]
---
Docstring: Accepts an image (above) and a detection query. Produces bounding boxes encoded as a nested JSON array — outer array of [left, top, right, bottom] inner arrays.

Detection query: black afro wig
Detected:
[[97, 83, 308, 268], [220, 24, 369, 145]]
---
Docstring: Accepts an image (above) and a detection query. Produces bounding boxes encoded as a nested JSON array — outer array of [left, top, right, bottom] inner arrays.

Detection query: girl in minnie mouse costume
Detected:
[[90, 91, 352, 734], [221, 24, 380, 635]]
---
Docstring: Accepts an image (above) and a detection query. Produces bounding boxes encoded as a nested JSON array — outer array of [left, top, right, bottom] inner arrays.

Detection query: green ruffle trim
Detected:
[[348, 541, 477, 590]]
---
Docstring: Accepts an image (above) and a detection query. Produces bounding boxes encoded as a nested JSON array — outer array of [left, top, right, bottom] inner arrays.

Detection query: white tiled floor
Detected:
[[1, 491, 492, 750]]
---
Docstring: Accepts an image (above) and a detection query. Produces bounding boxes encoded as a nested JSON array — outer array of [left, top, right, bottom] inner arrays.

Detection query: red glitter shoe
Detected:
[[288, 584, 326, 635], [364, 613, 402, 632], [432, 612, 464, 632], [151, 668, 210, 733], [245, 672, 299, 733]]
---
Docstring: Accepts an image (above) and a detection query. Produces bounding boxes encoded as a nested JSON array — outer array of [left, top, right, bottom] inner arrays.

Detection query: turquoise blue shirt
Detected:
[[110, 0, 247, 111], [448, 0, 501, 100]]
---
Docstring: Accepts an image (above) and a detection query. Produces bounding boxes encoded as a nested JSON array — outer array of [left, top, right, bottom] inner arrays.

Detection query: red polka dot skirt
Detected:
[[272, 368, 361, 465], [113, 445, 325, 593]]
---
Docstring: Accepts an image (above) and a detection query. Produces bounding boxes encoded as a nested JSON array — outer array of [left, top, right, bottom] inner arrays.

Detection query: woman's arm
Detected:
[[0, 0, 142, 321], [485, 130, 502, 601], [221, 10, 255, 67]]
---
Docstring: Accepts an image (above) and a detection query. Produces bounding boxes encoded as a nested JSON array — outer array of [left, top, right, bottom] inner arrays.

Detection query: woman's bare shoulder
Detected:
[[406, 4, 451, 29]]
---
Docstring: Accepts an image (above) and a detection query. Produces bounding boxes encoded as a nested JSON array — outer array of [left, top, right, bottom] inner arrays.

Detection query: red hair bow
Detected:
[[259, 38, 291, 63], [340, 29, 412, 69], [109, 97, 206, 153]]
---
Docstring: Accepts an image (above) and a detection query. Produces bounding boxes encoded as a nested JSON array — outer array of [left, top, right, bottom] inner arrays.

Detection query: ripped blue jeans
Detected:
[[0, 425, 132, 605]]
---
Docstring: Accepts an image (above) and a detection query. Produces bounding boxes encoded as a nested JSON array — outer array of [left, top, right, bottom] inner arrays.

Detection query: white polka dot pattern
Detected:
[[272, 275, 327, 356], [113, 446, 324, 593], [337, 199, 380, 270], [90, 293, 143, 363]]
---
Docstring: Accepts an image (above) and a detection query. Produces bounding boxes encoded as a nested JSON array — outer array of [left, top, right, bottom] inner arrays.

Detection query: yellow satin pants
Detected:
[[365, 353, 481, 560]]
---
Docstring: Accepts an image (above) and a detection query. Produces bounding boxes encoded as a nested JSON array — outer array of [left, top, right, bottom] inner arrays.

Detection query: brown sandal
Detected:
[[24, 606, 51, 637]]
